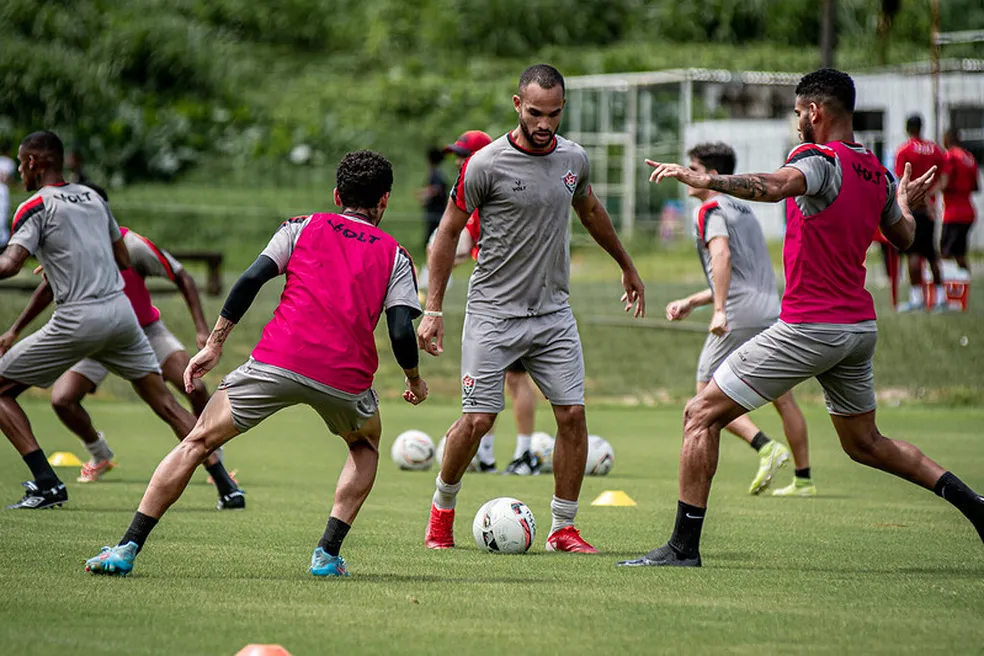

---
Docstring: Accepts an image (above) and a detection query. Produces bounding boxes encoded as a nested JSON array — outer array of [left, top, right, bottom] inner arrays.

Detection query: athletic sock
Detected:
[[550, 496, 578, 535], [749, 432, 771, 452], [84, 436, 114, 463], [933, 471, 984, 540], [935, 284, 946, 306], [318, 517, 351, 557], [23, 449, 60, 487], [909, 287, 923, 305], [432, 476, 462, 510], [477, 433, 496, 465], [668, 500, 706, 558], [120, 511, 159, 552], [512, 434, 532, 460], [205, 461, 238, 496], [795, 467, 812, 480]]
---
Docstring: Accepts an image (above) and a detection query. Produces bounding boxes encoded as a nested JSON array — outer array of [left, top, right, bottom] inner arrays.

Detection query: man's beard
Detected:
[[520, 117, 555, 149], [801, 119, 816, 144]]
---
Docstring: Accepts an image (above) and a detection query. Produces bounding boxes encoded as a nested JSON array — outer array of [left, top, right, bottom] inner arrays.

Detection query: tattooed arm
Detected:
[[645, 160, 807, 203]]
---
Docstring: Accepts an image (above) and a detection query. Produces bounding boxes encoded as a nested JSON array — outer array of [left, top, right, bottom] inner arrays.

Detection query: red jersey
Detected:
[[943, 146, 979, 224], [895, 138, 946, 209]]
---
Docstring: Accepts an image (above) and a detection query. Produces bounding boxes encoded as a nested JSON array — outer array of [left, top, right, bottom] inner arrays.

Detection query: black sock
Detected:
[[23, 449, 60, 487], [795, 467, 812, 480], [668, 500, 705, 557], [318, 517, 351, 557], [933, 472, 984, 537], [120, 511, 159, 552], [205, 461, 238, 496], [749, 432, 771, 452]]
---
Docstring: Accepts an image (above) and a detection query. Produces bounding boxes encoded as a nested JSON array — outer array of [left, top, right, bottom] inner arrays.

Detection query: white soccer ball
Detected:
[[530, 432, 555, 473], [435, 435, 480, 472], [391, 430, 435, 471], [585, 435, 614, 476], [472, 497, 537, 554]]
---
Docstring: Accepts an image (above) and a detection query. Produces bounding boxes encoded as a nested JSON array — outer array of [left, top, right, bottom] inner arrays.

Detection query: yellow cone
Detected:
[[591, 490, 637, 507], [47, 451, 83, 467]]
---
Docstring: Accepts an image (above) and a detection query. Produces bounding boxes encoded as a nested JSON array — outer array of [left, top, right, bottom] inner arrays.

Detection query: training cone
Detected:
[[235, 645, 292, 656], [591, 490, 637, 507], [47, 451, 83, 467]]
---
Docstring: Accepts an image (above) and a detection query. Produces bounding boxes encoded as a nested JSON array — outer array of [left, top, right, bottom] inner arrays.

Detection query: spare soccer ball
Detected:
[[585, 435, 614, 476], [530, 432, 555, 473], [435, 435, 480, 472], [472, 497, 537, 554], [391, 430, 435, 471]]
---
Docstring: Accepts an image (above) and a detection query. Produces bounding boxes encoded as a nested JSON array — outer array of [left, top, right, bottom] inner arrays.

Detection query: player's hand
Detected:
[[665, 298, 693, 321], [183, 344, 222, 392], [645, 160, 705, 187], [620, 268, 646, 318], [0, 330, 17, 356], [709, 309, 728, 336], [898, 162, 937, 213], [403, 375, 429, 405], [417, 315, 444, 357], [196, 331, 210, 350], [33, 265, 47, 283]]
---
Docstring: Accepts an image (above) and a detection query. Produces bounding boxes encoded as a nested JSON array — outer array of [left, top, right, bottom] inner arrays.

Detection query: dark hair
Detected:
[[795, 68, 855, 115], [21, 130, 65, 168], [687, 142, 736, 175], [944, 128, 961, 147], [519, 64, 565, 96], [336, 150, 393, 209], [427, 147, 444, 166], [906, 114, 923, 136]]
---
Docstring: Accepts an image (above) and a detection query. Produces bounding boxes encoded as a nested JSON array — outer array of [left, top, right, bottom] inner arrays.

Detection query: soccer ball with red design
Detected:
[[390, 430, 435, 471], [472, 497, 537, 554]]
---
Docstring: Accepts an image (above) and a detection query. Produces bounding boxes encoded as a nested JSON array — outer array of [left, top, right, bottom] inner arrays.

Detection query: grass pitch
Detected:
[[1, 399, 982, 655]]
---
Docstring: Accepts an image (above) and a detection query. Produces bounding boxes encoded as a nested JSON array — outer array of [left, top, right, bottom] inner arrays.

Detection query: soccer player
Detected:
[[0, 137, 14, 245], [0, 223, 239, 498], [667, 141, 814, 497], [622, 68, 984, 568], [85, 150, 428, 577], [418, 64, 646, 553], [0, 131, 204, 510], [896, 115, 948, 312], [941, 129, 979, 273]]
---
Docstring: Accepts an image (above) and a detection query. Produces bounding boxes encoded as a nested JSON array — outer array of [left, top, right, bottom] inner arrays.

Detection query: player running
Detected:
[[941, 129, 979, 274], [0, 222, 241, 503], [667, 141, 814, 497], [621, 68, 984, 568], [85, 150, 428, 577], [0, 131, 207, 510], [418, 64, 646, 553]]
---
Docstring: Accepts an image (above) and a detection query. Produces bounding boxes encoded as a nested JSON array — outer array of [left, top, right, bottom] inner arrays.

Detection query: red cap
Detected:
[[444, 130, 492, 157]]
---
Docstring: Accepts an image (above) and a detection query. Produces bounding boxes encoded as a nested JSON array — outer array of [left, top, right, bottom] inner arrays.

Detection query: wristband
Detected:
[[423, 311, 443, 318]]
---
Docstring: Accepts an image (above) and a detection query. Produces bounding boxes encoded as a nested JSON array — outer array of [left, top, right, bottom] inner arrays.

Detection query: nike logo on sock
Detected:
[[685, 513, 704, 520]]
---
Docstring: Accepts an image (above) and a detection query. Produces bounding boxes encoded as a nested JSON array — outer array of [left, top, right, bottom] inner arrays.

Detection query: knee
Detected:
[[51, 388, 80, 413], [175, 430, 210, 461], [842, 429, 883, 463], [683, 396, 712, 435], [462, 413, 496, 439], [553, 405, 585, 431]]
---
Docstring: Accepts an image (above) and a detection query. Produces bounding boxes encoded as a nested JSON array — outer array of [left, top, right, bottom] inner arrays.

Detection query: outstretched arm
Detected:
[[572, 191, 645, 317], [0, 278, 54, 355], [646, 160, 807, 203], [174, 269, 211, 348]]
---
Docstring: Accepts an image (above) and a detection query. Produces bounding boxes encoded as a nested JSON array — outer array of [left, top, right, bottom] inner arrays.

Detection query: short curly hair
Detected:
[[795, 68, 855, 115], [687, 142, 736, 175], [336, 150, 393, 209]]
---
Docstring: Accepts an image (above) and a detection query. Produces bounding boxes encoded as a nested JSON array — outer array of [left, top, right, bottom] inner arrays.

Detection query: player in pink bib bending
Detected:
[[85, 151, 428, 577], [622, 68, 984, 568]]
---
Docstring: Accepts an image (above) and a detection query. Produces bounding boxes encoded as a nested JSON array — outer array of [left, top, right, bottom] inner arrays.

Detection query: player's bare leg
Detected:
[[503, 372, 538, 474], [161, 351, 209, 416], [50, 371, 119, 482], [770, 391, 816, 496], [545, 403, 597, 553]]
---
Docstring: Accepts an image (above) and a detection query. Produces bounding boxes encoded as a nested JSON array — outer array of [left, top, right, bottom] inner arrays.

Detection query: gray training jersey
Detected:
[[9, 183, 123, 305], [451, 133, 591, 319], [124, 229, 184, 281], [695, 196, 780, 329]]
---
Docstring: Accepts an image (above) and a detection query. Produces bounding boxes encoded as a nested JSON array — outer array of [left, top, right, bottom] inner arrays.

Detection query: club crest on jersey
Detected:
[[462, 374, 476, 403], [562, 170, 578, 194]]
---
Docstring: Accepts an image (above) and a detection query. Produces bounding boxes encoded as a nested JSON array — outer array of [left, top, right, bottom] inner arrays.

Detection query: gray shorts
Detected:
[[0, 294, 161, 388], [460, 307, 584, 413], [70, 319, 185, 387], [696, 325, 772, 383], [713, 320, 878, 416], [218, 359, 379, 435]]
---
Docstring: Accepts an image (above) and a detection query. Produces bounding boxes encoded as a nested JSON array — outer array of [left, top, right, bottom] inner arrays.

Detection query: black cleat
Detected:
[[617, 543, 701, 568], [475, 460, 498, 473], [217, 489, 246, 511], [503, 451, 541, 476], [6, 480, 68, 510]]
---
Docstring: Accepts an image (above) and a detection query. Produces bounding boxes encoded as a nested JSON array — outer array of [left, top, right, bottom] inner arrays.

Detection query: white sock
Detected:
[[550, 495, 578, 535], [909, 287, 923, 305], [477, 433, 496, 465], [935, 284, 946, 306], [432, 476, 462, 510], [513, 434, 531, 460], [84, 434, 113, 463]]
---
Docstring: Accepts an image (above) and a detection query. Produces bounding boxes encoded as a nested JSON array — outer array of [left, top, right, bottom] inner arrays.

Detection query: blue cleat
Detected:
[[310, 547, 350, 577], [85, 541, 139, 576]]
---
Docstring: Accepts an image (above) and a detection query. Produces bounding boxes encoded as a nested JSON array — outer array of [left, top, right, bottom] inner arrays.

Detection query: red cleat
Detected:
[[545, 526, 599, 553], [425, 505, 455, 549]]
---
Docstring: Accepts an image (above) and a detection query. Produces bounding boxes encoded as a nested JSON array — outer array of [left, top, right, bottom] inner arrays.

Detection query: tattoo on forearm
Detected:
[[208, 318, 235, 347], [706, 174, 770, 200]]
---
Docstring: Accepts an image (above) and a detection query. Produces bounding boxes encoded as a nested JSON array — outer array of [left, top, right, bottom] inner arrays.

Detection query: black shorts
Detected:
[[506, 359, 526, 374], [904, 211, 938, 259], [941, 223, 973, 258]]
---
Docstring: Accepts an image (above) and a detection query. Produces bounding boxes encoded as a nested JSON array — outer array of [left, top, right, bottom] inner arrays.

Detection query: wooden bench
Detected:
[[169, 250, 224, 296]]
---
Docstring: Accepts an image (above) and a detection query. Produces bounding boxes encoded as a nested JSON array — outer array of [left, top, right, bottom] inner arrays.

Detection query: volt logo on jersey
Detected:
[[512, 179, 527, 192], [562, 170, 578, 194]]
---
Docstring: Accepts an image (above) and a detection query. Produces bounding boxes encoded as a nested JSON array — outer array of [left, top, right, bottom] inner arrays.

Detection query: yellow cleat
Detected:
[[748, 441, 789, 495], [772, 478, 817, 497]]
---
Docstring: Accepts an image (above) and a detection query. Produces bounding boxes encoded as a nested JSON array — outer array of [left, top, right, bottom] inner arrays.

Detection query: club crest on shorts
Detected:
[[462, 374, 476, 402], [562, 170, 578, 194]]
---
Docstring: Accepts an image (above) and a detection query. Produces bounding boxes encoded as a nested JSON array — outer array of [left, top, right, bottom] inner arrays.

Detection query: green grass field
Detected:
[[1, 399, 982, 655]]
